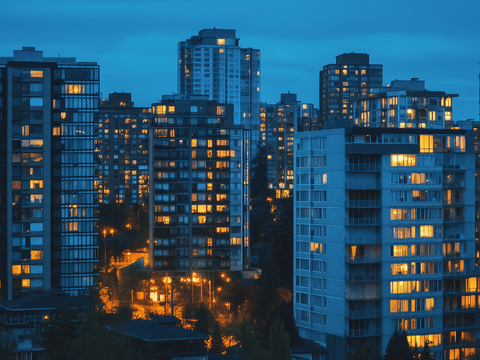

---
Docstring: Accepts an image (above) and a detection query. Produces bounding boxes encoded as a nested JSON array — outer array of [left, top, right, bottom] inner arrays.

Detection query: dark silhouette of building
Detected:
[[319, 53, 383, 124], [99, 92, 150, 205], [0, 47, 99, 300]]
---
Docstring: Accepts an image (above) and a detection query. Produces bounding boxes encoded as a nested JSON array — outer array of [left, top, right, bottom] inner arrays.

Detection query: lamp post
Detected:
[[163, 275, 171, 316]]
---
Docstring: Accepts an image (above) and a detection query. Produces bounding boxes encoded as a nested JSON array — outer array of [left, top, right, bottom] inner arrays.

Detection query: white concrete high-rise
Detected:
[[294, 82, 480, 360], [178, 29, 260, 155]]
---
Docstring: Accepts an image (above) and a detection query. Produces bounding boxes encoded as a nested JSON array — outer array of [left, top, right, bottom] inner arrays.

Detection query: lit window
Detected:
[[217, 38, 225, 45], [155, 105, 166, 115], [65, 85, 84, 94], [22, 279, 30, 288], [419, 135, 434, 153], [31, 251, 43, 260], [420, 225, 434, 237], [391, 154, 416, 167], [12, 265, 21, 276], [30, 70, 43, 78]]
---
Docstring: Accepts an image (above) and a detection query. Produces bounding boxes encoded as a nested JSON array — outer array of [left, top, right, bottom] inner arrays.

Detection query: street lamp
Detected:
[[163, 276, 172, 316]]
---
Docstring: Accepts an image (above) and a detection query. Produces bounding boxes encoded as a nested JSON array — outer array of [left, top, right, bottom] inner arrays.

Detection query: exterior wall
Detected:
[[294, 127, 479, 359], [0, 47, 99, 299], [149, 95, 249, 273], [177, 29, 260, 156], [353, 81, 456, 129], [99, 93, 150, 205], [319, 53, 383, 124], [260, 95, 318, 198]]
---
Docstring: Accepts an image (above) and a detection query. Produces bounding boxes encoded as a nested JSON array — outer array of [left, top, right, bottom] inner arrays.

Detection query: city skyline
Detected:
[[1, 0, 479, 120]]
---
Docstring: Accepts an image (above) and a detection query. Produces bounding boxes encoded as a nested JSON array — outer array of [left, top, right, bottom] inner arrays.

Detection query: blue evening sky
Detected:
[[2, 0, 479, 120]]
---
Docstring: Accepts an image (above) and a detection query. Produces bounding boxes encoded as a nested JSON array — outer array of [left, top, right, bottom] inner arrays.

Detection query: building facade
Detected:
[[294, 126, 479, 360], [98, 92, 150, 205], [353, 79, 456, 129], [177, 29, 261, 155], [0, 47, 99, 300], [149, 95, 249, 273], [260, 93, 318, 198], [319, 53, 383, 124]]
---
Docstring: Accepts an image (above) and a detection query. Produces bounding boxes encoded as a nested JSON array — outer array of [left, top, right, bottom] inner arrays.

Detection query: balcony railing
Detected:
[[345, 236, 382, 245], [346, 254, 381, 263], [345, 273, 381, 282], [345, 181, 382, 190], [346, 218, 382, 226], [346, 310, 381, 319], [346, 164, 381, 172], [347, 328, 380, 337], [346, 200, 381, 208]]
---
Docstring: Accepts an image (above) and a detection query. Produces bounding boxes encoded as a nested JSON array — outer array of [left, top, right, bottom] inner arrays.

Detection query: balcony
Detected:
[[345, 284, 381, 300], [346, 253, 381, 263], [345, 181, 381, 190], [346, 309, 381, 319], [346, 199, 381, 208], [345, 236, 382, 245], [345, 273, 381, 282], [347, 328, 380, 338], [346, 218, 381, 226], [346, 163, 381, 172]]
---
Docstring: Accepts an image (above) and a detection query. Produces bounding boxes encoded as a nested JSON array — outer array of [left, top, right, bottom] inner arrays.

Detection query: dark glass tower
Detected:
[[0, 47, 99, 299], [99, 92, 150, 205], [149, 94, 250, 272], [319, 53, 383, 124]]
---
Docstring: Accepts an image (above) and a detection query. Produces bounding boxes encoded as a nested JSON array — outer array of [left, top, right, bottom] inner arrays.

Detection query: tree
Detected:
[[250, 145, 274, 245], [193, 304, 225, 354], [267, 316, 291, 360], [0, 330, 16, 360], [71, 325, 137, 360], [384, 330, 413, 360], [42, 305, 79, 360], [231, 319, 266, 360], [419, 342, 434, 360], [210, 320, 225, 354]]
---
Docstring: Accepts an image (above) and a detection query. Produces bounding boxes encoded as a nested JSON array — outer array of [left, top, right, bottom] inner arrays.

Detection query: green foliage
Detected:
[[0, 330, 16, 360], [250, 145, 275, 245], [43, 305, 137, 360], [419, 342, 434, 360], [42, 305, 79, 360], [384, 330, 413, 360], [348, 347, 378, 360], [267, 316, 291, 360], [194, 304, 213, 335], [193, 304, 225, 354], [71, 323, 137, 360], [231, 319, 266, 360], [210, 320, 225, 354]]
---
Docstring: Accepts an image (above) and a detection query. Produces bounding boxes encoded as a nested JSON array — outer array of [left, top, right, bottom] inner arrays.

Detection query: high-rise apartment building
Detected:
[[177, 29, 260, 155], [98, 92, 150, 205], [260, 93, 318, 198], [319, 53, 383, 124], [149, 95, 249, 272], [0, 47, 99, 299], [294, 126, 478, 360], [353, 79, 456, 129]]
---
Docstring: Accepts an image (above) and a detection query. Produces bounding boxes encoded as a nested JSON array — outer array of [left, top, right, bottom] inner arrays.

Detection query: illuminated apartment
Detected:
[[149, 95, 249, 273], [0, 47, 99, 300], [353, 79, 457, 129], [294, 126, 479, 360], [319, 53, 383, 124], [260, 93, 318, 198], [99, 92, 150, 205], [178, 28, 260, 156]]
